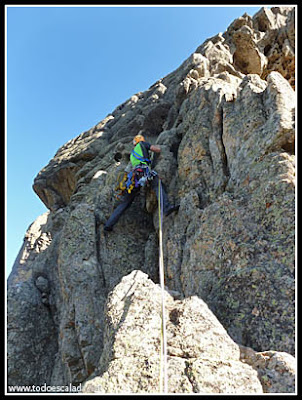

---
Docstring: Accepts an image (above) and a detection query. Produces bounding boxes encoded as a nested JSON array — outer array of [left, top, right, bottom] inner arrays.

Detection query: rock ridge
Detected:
[[8, 6, 295, 394]]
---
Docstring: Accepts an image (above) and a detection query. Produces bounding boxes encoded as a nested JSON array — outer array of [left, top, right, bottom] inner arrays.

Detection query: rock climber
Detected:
[[104, 133, 179, 232]]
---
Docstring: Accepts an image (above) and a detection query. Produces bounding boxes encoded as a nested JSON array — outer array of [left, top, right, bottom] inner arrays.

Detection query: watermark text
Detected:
[[7, 383, 82, 393]]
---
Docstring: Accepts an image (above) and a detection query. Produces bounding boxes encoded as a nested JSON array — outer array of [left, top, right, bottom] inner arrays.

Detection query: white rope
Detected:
[[158, 178, 168, 394]]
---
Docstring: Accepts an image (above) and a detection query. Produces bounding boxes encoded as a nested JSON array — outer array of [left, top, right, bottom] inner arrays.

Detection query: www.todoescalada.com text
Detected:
[[7, 383, 82, 393]]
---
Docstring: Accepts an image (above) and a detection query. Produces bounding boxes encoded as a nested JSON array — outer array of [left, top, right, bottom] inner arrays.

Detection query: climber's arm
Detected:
[[150, 145, 161, 153]]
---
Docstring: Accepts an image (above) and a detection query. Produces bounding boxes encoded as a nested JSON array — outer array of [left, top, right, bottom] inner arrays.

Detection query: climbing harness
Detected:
[[158, 178, 168, 394], [114, 166, 157, 199]]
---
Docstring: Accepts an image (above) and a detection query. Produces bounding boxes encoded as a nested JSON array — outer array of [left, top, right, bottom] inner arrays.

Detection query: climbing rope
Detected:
[[158, 178, 168, 394]]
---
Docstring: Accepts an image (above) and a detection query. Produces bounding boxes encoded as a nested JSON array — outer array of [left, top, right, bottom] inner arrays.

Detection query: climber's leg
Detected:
[[104, 189, 138, 231]]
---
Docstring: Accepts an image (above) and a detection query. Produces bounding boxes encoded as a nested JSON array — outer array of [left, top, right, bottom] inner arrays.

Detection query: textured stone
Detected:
[[240, 345, 296, 393], [7, 6, 295, 394], [82, 270, 263, 394]]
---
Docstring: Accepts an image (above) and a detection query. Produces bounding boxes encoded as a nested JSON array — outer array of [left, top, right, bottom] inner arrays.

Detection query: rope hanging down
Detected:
[[158, 178, 168, 394]]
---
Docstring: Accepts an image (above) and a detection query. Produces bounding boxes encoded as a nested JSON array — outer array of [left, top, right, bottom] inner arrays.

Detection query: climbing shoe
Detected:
[[164, 204, 180, 217], [104, 225, 113, 232]]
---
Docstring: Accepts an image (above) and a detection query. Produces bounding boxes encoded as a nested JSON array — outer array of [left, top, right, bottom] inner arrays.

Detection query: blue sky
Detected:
[[6, 5, 262, 277]]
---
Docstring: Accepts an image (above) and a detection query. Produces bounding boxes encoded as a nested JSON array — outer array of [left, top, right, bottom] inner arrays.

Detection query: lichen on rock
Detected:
[[7, 6, 295, 394]]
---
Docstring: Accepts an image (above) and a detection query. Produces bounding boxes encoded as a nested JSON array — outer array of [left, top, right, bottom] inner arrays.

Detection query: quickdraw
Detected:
[[114, 171, 129, 200]]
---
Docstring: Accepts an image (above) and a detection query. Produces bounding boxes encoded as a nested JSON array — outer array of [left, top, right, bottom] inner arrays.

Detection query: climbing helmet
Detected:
[[133, 134, 145, 146]]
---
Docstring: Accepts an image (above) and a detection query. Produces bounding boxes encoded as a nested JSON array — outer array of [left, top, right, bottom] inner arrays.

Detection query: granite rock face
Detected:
[[7, 7, 295, 394], [82, 270, 263, 394]]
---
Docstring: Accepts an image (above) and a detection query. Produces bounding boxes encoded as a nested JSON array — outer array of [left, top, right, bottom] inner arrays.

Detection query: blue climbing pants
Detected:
[[104, 175, 171, 230]]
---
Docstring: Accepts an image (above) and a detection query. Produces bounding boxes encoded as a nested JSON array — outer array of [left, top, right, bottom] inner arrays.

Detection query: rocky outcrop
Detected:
[[239, 345, 296, 393], [7, 6, 295, 394], [82, 270, 263, 394]]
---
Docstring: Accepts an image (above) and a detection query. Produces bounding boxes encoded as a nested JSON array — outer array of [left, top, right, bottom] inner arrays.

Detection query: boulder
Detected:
[[82, 270, 263, 394]]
